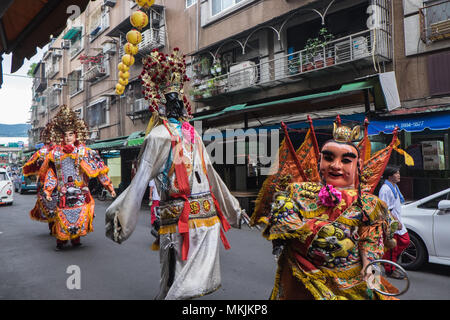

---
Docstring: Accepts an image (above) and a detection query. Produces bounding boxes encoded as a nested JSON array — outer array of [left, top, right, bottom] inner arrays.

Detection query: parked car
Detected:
[[19, 174, 38, 194], [399, 188, 450, 270], [0, 168, 14, 205]]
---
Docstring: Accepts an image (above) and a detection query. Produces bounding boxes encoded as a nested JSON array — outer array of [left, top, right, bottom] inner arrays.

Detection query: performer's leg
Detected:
[[391, 233, 410, 271], [56, 239, 68, 250], [71, 236, 82, 247]]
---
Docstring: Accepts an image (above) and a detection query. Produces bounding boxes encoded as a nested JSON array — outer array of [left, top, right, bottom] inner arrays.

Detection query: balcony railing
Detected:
[[119, 27, 165, 57], [84, 64, 108, 82], [191, 29, 392, 101]]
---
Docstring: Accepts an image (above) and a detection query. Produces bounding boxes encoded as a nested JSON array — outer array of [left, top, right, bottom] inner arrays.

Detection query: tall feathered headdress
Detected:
[[140, 48, 192, 116], [49, 105, 89, 144]]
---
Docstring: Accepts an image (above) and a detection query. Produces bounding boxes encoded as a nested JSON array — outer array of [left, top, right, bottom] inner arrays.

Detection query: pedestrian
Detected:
[[106, 48, 242, 300], [379, 165, 410, 279], [42, 105, 116, 250]]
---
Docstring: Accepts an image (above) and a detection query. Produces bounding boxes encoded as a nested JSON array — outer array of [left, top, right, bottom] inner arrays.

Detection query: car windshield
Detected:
[[25, 176, 36, 184], [0, 172, 8, 181]]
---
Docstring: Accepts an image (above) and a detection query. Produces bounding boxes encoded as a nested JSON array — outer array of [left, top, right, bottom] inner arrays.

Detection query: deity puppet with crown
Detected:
[[251, 117, 411, 300], [23, 120, 59, 234], [105, 48, 242, 300], [40, 106, 116, 250]]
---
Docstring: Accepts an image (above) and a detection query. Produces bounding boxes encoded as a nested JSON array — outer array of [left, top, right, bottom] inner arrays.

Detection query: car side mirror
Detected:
[[438, 200, 450, 211]]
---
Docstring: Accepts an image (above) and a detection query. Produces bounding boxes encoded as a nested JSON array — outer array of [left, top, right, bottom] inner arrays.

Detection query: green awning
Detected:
[[126, 131, 145, 147], [62, 27, 82, 40], [88, 136, 128, 150], [191, 80, 375, 122]]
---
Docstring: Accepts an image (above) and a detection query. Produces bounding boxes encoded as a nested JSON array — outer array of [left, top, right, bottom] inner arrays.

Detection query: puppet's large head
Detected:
[[140, 48, 191, 119], [49, 105, 89, 145], [319, 121, 361, 189]]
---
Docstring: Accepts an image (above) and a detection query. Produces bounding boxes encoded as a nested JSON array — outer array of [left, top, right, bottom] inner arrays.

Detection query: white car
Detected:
[[399, 188, 450, 270], [0, 168, 14, 205]]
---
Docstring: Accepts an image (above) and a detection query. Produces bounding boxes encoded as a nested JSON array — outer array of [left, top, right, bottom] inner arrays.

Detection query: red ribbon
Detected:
[[171, 193, 190, 261]]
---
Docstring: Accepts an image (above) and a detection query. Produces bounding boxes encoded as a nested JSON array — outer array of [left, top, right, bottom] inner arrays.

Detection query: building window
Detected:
[[421, 0, 450, 42], [68, 69, 83, 96], [211, 0, 244, 16], [186, 0, 197, 8], [89, 6, 110, 42], [70, 28, 83, 58], [87, 99, 108, 128]]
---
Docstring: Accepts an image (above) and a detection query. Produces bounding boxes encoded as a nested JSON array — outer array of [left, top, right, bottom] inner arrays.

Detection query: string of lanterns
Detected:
[[115, 0, 155, 95]]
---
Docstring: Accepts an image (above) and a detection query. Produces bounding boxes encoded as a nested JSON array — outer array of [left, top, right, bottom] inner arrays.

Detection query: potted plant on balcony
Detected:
[[303, 28, 335, 70], [200, 57, 211, 76]]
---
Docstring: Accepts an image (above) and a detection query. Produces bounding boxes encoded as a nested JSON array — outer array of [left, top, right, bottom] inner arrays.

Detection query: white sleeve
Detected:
[[105, 130, 171, 243]]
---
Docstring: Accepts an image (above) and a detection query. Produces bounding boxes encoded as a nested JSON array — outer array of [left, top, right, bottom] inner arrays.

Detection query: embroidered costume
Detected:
[[252, 117, 413, 300], [105, 49, 241, 300], [22, 122, 58, 231], [42, 106, 115, 249]]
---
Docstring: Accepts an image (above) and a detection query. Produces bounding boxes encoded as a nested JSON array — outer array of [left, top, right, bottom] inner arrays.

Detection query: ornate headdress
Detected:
[[140, 48, 192, 116], [49, 105, 89, 144], [40, 120, 55, 145], [332, 117, 360, 144]]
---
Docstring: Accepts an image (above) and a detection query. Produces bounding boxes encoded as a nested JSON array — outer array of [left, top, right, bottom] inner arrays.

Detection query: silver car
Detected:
[[399, 188, 450, 270]]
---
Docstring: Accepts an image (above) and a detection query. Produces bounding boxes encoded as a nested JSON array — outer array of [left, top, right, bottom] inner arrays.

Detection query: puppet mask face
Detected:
[[319, 141, 359, 189], [64, 131, 77, 145]]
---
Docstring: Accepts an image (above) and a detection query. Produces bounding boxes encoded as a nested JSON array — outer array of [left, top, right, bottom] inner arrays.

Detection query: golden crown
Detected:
[[332, 119, 360, 143]]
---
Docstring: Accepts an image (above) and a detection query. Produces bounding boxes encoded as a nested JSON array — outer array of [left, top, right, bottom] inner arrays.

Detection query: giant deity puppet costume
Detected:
[[41, 106, 116, 250], [23, 120, 59, 233], [251, 117, 413, 300], [105, 48, 242, 300]]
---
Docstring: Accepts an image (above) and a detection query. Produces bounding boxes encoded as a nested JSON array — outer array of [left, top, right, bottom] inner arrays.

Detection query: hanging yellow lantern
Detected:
[[130, 10, 148, 30], [135, 0, 148, 7], [146, 0, 155, 7], [126, 29, 142, 45], [115, 83, 125, 95], [124, 42, 139, 56], [118, 70, 130, 79], [118, 77, 129, 86], [121, 54, 135, 66], [117, 62, 129, 72]]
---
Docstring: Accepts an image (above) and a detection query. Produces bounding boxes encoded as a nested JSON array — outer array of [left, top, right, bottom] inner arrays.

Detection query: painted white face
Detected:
[[319, 141, 360, 188], [64, 131, 76, 145]]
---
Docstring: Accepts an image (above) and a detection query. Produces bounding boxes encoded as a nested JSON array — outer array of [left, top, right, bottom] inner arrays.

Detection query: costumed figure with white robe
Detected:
[[105, 48, 242, 300]]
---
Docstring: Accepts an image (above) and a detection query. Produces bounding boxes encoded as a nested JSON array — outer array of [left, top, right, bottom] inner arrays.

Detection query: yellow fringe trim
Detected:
[[151, 242, 160, 251], [53, 205, 93, 241], [159, 215, 220, 235]]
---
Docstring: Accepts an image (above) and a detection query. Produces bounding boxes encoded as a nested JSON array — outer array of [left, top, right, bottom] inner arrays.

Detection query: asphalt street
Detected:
[[1, 193, 450, 300]]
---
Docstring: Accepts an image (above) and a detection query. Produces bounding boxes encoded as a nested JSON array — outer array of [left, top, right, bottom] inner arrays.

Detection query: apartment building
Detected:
[[27, 0, 450, 199]]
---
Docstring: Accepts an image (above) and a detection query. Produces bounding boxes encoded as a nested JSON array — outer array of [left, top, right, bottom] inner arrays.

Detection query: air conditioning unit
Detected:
[[102, 41, 116, 55], [52, 83, 62, 91], [134, 98, 147, 113], [335, 36, 371, 63], [52, 48, 62, 57], [228, 61, 258, 92], [61, 39, 71, 50]]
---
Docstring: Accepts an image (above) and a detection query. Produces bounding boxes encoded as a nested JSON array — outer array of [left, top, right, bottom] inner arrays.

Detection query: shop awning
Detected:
[[0, 0, 90, 87], [192, 80, 375, 122], [126, 131, 145, 147], [62, 26, 82, 40], [368, 112, 450, 135], [88, 136, 128, 150]]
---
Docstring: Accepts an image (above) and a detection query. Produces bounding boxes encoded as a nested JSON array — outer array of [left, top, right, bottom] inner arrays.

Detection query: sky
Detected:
[[0, 48, 45, 125]]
